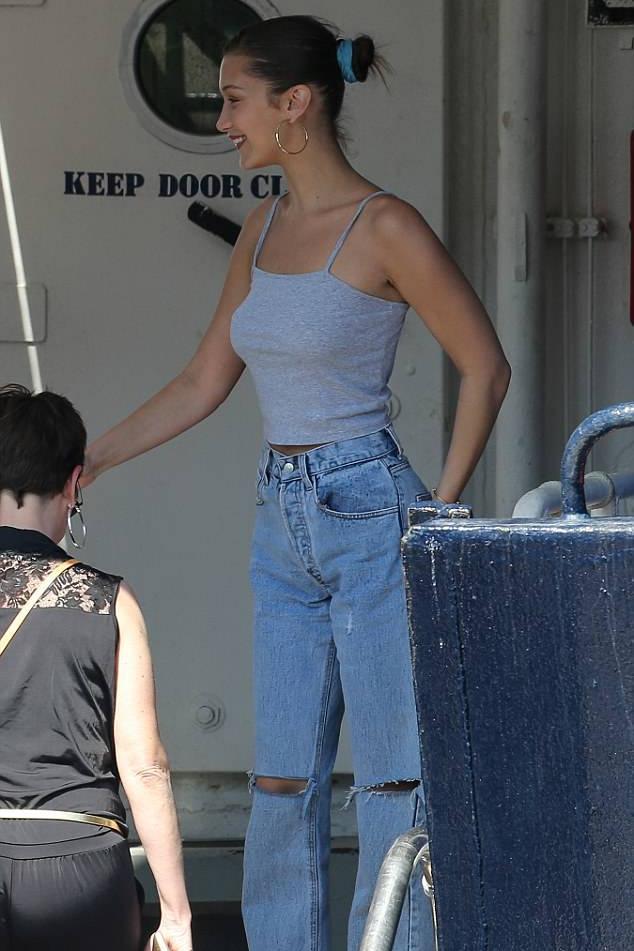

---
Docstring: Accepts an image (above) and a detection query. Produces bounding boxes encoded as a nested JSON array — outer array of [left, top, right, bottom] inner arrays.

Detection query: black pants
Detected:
[[0, 828, 142, 950]]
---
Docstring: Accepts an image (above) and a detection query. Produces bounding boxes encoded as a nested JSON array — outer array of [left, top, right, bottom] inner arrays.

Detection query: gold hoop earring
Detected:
[[274, 119, 309, 155]]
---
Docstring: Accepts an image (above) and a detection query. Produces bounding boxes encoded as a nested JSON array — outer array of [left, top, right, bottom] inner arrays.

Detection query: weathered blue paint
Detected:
[[402, 406, 634, 950]]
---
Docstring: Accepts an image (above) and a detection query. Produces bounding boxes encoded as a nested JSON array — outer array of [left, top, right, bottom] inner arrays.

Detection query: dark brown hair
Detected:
[[0, 384, 86, 508], [224, 16, 387, 138]]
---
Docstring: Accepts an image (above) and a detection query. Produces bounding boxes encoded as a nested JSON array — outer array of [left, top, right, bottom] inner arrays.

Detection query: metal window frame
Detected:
[[588, 0, 634, 26], [119, 0, 279, 154]]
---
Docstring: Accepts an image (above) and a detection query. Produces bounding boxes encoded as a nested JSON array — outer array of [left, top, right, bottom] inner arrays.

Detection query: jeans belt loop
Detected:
[[263, 448, 273, 486], [256, 449, 272, 505], [385, 423, 404, 458], [298, 453, 313, 491], [256, 472, 265, 505]]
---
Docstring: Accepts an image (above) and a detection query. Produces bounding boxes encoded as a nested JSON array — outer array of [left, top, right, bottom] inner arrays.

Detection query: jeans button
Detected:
[[283, 462, 294, 473]]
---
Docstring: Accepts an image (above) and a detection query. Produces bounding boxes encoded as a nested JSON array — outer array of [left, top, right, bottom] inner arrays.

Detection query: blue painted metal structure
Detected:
[[402, 404, 634, 951]]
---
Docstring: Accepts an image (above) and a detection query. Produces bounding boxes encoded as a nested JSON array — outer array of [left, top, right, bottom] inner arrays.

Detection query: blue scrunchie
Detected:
[[336, 39, 359, 84]]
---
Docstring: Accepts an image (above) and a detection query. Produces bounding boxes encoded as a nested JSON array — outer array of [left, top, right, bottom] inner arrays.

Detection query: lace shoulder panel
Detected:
[[0, 552, 122, 614]]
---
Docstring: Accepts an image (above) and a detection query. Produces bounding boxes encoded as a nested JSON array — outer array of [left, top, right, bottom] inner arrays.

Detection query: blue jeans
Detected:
[[242, 427, 435, 951]]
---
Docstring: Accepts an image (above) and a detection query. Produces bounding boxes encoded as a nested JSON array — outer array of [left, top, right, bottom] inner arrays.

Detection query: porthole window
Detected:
[[120, 0, 278, 154]]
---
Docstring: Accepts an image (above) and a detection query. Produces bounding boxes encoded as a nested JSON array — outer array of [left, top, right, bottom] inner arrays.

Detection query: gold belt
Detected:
[[0, 809, 128, 838]]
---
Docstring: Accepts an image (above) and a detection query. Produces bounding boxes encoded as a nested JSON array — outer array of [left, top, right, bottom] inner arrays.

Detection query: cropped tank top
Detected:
[[0, 527, 126, 827], [230, 190, 409, 445]]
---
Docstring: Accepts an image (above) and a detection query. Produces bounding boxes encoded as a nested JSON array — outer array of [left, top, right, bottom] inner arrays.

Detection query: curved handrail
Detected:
[[560, 403, 634, 517]]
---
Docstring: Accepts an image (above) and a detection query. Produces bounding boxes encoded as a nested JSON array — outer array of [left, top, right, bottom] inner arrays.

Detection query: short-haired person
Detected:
[[0, 385, 192, 951], [83, 15, 510, 951]]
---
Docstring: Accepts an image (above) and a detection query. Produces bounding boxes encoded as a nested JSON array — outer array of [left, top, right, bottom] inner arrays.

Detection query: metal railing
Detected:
[[359, 827, 438, 951]]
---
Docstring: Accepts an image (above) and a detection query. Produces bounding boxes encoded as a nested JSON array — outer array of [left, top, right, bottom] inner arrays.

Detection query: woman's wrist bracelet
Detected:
[[432, 487, 459, 505]]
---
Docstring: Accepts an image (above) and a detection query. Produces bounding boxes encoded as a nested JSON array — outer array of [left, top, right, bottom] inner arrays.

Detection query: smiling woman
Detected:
[[217, 14, 386, 165], [88, 13, 510, 951]]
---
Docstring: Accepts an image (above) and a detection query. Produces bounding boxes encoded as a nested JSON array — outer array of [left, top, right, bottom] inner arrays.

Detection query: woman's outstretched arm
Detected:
[[114, 582, 191, 951], [83, 200, 273, 485], [378, 198, 511, 503]]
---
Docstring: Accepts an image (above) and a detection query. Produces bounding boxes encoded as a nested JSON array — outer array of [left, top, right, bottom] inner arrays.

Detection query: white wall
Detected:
[[0, 0, 447, 772]]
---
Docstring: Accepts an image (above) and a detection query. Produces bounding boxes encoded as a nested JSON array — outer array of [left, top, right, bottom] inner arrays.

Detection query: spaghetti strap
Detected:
[[252, 194, 286, 269], [325, 190, 391, 272]]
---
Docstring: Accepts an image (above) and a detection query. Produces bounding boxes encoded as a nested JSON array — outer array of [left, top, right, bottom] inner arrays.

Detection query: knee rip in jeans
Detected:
[[248, 772, 318, 818], [256, 777, 309, 795], [248, 771, 317, 806], [343, 779, 422, 809]]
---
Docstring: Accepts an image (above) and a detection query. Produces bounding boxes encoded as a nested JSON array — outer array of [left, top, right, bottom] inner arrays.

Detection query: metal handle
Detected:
[[560, 403, 634, 516], [359, 827, 438, 951]]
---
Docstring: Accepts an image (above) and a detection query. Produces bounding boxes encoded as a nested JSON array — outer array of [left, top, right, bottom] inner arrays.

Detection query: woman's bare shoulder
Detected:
[[114, 580, 146, 632], [368, 193, 431, 235], [241, 196, 277, 238]]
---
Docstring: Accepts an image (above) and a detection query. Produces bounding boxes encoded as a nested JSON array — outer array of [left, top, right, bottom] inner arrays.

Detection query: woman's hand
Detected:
[[145, 920, 193, 951]]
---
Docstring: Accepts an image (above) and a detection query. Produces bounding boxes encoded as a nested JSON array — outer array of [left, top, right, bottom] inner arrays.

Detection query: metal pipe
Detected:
[[513, 467, 634, 519], [359, 827, 436, 951], [494, 0, 547, 515], [514, 470, 605, 518], [592, 471, 634, 516], [0, 120, 43, 393]]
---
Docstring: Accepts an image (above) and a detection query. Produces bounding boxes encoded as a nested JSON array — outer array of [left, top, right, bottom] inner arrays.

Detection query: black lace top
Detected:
[[0, 527, 125, 832]]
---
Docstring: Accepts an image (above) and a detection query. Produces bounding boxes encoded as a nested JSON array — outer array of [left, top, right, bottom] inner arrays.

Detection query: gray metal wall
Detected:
[[446, 0, 634, 512]]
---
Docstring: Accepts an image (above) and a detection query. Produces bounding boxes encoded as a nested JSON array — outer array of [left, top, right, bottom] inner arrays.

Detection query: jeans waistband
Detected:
[[257, 425, 404, 492]]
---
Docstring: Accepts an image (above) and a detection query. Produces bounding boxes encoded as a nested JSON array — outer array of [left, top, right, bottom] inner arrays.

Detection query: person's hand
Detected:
[[145, 920, 193, 951]]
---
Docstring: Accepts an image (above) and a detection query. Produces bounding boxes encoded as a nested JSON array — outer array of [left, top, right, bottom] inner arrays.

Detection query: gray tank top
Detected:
[[230, 190, 409, 444]]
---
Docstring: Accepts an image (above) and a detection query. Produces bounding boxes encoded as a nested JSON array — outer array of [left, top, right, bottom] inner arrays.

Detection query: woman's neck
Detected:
[[279, 141, 373, 214], [0, 492, 63, 544]]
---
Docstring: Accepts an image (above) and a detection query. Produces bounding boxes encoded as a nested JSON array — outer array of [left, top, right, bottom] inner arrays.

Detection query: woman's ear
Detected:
[[64, 464, 84, 506], [285, 84, 312, 122]]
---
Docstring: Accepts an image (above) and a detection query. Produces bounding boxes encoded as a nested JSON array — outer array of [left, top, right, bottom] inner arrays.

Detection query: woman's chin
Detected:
[[238, 149, 273, 171]]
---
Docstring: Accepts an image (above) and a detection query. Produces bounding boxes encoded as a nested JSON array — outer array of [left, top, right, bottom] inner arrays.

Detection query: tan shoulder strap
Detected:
[[0, 558, 79, 659]]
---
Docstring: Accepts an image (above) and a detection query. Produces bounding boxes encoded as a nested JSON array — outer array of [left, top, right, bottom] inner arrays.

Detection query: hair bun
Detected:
[[351, 35, 376, 83]]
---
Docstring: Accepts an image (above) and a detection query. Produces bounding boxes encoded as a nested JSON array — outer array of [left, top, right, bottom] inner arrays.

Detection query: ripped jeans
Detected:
[[242, 426, 435, 951]]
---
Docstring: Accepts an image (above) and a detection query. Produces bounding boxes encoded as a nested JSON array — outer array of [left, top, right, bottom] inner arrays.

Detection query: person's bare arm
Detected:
[[83, 201, 274, 485], [377, 199, 511, 503], [114, 582, 191, 951]]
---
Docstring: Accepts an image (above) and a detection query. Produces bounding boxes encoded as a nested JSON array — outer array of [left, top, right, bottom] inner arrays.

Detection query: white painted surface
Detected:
[[0, 0, 447, 774], [1, 0, 631, 800], [494, 0, 547, 515]]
